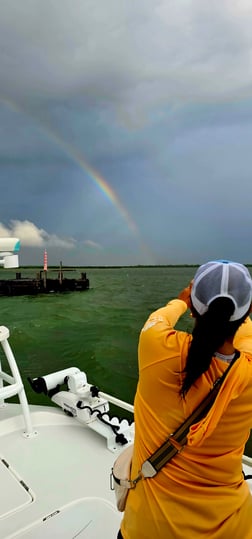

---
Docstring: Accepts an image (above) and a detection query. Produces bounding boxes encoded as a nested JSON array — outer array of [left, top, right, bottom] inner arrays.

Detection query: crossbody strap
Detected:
[[140, 351, 240, 479]]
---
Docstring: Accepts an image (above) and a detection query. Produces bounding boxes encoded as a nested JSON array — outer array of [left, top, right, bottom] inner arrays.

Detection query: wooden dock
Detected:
[[0, 270, 90, 296]]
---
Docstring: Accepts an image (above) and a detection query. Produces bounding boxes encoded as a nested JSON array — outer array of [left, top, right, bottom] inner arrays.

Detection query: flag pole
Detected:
[[43, 250, 48, 289], [59, 260, 63, 285]]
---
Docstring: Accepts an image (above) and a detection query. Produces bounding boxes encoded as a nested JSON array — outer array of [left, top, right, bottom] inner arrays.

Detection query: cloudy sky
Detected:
[[1, 0, 252, 266]]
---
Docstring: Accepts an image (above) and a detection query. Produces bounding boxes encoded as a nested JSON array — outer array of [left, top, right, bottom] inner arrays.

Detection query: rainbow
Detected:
[[33, 128, 139, 235], [0, 96, 154, 262], [0, 96, 138, 235]]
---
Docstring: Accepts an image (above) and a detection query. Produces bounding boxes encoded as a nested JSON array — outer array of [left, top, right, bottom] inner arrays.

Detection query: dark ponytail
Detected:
[[180, 297, 247, 398]]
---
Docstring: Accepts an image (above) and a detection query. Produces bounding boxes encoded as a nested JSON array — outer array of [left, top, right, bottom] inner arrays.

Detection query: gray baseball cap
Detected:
[[191, 260, 252, 321]]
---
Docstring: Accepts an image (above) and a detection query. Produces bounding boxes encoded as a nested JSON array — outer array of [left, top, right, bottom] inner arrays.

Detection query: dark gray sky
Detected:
[[1, 0, 252, 266]]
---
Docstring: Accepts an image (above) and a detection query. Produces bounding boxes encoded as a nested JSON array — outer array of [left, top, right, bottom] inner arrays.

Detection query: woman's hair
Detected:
[[180, 297, 248, 398]]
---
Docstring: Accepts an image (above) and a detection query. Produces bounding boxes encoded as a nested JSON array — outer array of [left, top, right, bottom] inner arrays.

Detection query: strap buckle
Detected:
[[168, 434, 184, 453], [110, 471, 143, 491]]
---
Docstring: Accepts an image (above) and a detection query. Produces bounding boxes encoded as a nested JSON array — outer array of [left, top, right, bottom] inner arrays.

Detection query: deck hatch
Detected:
[[0, 458, 33, 518]]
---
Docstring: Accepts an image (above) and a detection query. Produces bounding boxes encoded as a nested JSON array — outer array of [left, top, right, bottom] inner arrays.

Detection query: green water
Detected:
[[1, 265, 251, 455]]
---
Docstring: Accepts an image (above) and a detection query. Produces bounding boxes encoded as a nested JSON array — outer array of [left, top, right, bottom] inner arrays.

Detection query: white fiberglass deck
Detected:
[[0, 404, 122, 539]]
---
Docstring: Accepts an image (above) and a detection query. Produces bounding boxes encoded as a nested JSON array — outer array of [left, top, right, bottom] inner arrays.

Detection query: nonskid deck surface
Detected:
[[0, 404, 122, 538]]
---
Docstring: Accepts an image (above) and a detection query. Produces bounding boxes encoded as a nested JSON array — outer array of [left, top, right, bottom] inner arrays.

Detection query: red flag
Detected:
[[43, 250, 48, 271]]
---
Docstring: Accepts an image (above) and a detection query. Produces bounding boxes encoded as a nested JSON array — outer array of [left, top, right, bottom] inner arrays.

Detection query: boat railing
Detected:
[[97, 391, 134, 414], [0, 326, 36, 438]]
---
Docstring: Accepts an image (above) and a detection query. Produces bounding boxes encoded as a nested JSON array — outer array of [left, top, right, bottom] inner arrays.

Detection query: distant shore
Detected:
[[16, 264, 252, 270]]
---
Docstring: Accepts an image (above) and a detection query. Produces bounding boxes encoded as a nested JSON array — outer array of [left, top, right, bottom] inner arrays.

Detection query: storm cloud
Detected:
[[1, 0, 252, 265]]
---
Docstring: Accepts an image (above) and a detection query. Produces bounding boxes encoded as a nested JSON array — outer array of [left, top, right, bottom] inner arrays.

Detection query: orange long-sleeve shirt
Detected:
[[121, 300, 252, 539]]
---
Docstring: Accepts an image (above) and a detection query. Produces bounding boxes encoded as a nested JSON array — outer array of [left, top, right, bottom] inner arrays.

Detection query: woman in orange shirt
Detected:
[[119, 260, 252, 539]]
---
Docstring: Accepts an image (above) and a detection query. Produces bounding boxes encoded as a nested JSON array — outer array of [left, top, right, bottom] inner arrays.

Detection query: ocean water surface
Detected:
[[0, 265, 251, 455]]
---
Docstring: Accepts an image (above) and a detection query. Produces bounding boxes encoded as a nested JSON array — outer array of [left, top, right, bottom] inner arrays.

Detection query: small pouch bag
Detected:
[[111, 444, 134, 511]]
